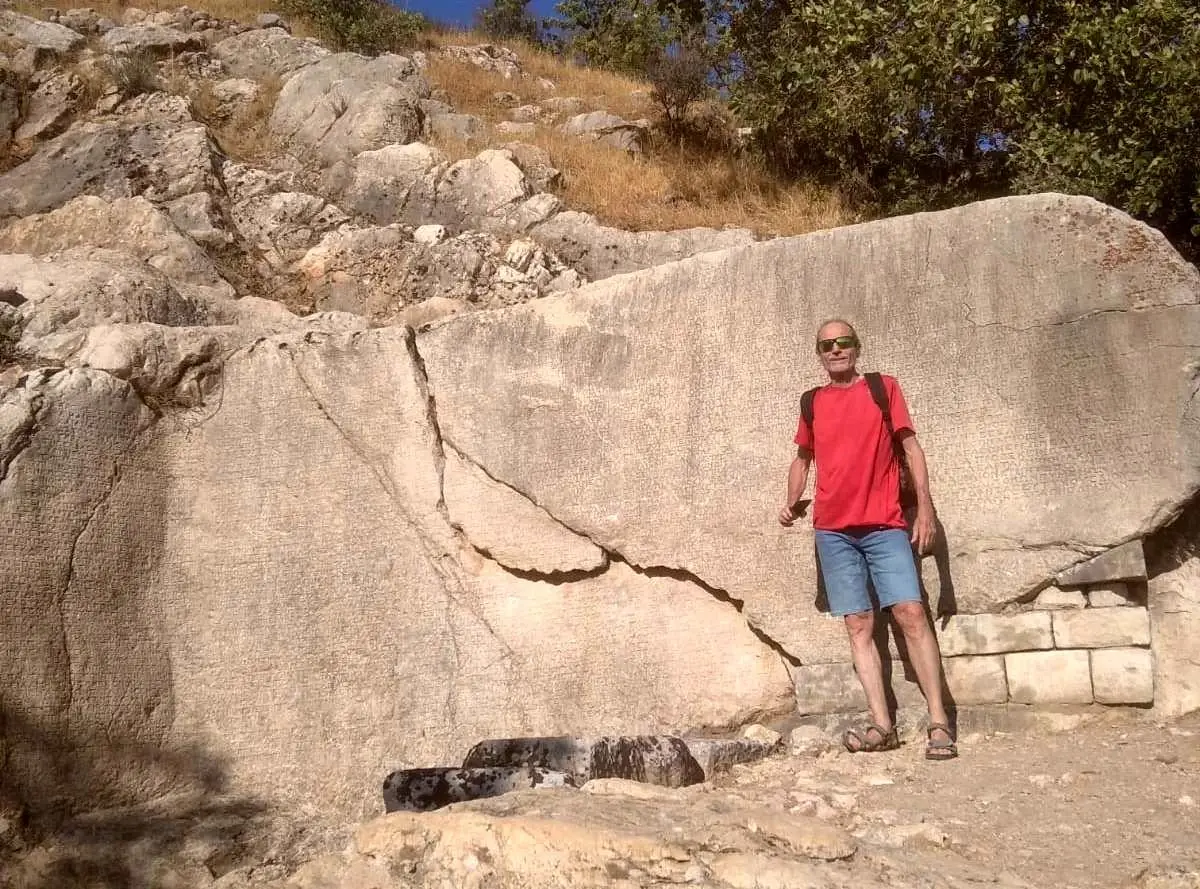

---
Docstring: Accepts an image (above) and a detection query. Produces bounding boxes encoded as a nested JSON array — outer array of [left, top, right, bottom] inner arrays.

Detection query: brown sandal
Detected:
[[925, 723, 958, 760], [842, 723, 900, 753]]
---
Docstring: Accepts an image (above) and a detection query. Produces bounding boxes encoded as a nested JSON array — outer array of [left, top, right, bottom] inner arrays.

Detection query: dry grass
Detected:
[[427, 30, 653, 121], [425, 41, 851, 237], [187, 75, 285, 165]]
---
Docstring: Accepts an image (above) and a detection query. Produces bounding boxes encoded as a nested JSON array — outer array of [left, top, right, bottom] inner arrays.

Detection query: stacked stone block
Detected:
[[792, 540, 1156, 714]]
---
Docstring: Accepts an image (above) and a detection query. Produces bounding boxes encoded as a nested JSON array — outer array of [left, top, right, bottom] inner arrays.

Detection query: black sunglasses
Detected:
[[817, 335, 859, 353]]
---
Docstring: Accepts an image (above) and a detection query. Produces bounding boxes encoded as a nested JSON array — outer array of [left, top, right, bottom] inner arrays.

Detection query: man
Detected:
[[778, 319, 956, 760]]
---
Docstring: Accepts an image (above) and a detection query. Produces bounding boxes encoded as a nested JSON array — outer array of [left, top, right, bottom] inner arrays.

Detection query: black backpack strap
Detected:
[[800, 387, 819, 433], [864, 372, 895, 437]]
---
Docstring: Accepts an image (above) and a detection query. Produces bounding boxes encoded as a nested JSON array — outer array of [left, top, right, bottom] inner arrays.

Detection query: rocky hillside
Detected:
[[0, 5, 758, 353], [3, 7, 1200, 889]]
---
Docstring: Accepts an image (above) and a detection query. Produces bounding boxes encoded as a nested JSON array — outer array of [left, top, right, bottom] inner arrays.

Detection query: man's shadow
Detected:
[[812, 514, 959, 732]]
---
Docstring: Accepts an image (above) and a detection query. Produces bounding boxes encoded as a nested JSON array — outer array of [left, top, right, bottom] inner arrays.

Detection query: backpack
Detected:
[[800, 372, 918, 511]]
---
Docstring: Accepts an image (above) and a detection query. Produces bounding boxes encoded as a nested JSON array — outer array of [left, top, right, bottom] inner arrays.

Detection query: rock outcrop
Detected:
[[2, 13, 1199, 881]]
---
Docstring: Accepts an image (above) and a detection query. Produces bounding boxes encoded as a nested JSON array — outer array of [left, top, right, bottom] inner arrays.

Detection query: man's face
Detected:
[[816, 323, 859, 375]]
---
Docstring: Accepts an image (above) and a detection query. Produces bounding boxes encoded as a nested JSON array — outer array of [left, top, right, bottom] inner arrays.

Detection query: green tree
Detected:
[[277, 0, 426, 54], [728, 0, 1200, 250], [548, 0, 674, 75], [478, 0, 541, 42]]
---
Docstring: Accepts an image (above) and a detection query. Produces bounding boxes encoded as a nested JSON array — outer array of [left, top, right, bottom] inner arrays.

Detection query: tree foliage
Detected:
[[548, 0, 676, 75], [727, 0, 1200, 247], [478, 0, 541, 42], [277, 0, 426, 54]]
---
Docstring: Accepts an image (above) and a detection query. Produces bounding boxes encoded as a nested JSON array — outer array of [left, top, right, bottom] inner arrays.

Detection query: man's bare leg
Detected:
[[890, 601, 950, 729], [845, 610, 892, 732]]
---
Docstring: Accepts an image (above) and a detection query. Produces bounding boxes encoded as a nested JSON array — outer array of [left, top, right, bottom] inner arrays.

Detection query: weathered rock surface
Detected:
[[0, 195, 235, 303], [268, 53, 429, 165], [382, 766, 572, 812], [0, 249, 215, 344], [13, 68, 84, 143], [0, 325, 792, 821], [441, 43, 522, 79], [421, 194, 1200, 666], [532, 210, 757, 280], [462, 736, 706, 787], [0, 10, 85, 55], [0, 115, 218, 218], [100, 24, 204, 56], [211, 27, 329, 81], [561, 109, 649, 153]]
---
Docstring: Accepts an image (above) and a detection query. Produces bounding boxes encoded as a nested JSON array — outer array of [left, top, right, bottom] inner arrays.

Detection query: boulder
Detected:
[[531, 210, 755, 280], [427, 110, 485, 144], [268, 53, 429, 165], [418, 194, 1200, 666], [0, 195, 235, 303], [100, 24, 205, 56], [0, 116, 218, 218], [0, 327, 792, 819], [321, 141, 444, 226], [461, 736, 706, 787], [441, 43, 522, 78], [210, 27, 329, 81], [203, 77, 262, 122], [0, 10, 85, 55], [0, 249, 214, 344], [382, 766, 572, 812], [229, 190, 350, 266], [437, 149, 532, 230], [560, 110, 649, 152], [13, 69, 84, 143]]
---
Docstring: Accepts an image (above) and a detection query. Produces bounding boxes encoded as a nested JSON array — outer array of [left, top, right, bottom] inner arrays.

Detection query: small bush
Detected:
[[648, 50, 710, 136], [277, 0, 426, 55], [104, 52, 161, 99]]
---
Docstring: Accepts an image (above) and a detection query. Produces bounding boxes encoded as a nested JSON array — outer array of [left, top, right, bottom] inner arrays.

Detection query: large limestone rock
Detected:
[[0, 116, 218, 218], [532, 210, 756, 280], [211, 27, 330, 81], [419, 194, 1200, 665], [100, 24, 204, 56], [0, 10, 85, 55], [0, 195, 235, 303], [0, 249, 216, 344], [268, 53, 429, 165], [0, 327, 792, 821]]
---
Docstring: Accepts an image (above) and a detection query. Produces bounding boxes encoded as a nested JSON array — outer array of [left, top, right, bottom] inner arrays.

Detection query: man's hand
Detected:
[[778, 500, 809, 527], [911, 508, 936, 555]]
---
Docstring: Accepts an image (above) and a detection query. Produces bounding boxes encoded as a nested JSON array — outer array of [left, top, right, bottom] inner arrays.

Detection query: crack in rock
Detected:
[[433, 429, 801, 666], [281, 342, 516, 725], [961, 302, 1190, 333]]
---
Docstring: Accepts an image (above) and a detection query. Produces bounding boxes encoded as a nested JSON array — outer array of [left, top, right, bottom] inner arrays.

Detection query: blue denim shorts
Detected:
[[814, 527, 921, 617]]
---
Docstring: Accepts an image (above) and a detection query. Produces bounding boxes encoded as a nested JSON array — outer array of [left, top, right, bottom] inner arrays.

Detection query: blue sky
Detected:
[[396, 0, 559, 29]]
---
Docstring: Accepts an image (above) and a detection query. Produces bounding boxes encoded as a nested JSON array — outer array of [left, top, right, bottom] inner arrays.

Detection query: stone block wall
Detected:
[[791, 543, 1158, 715]]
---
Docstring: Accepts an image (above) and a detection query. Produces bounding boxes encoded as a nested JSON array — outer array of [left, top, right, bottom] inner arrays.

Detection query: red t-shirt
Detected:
[[793, 374, 914, 531]]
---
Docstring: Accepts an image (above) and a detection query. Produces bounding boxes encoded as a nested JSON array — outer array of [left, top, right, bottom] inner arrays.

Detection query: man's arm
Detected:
[[779, 447, 813, 526], [900, 432, 936, 552]]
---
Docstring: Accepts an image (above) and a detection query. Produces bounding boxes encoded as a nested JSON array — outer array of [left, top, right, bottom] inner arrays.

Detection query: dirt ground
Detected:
[[737, 708, 1200, 889]]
